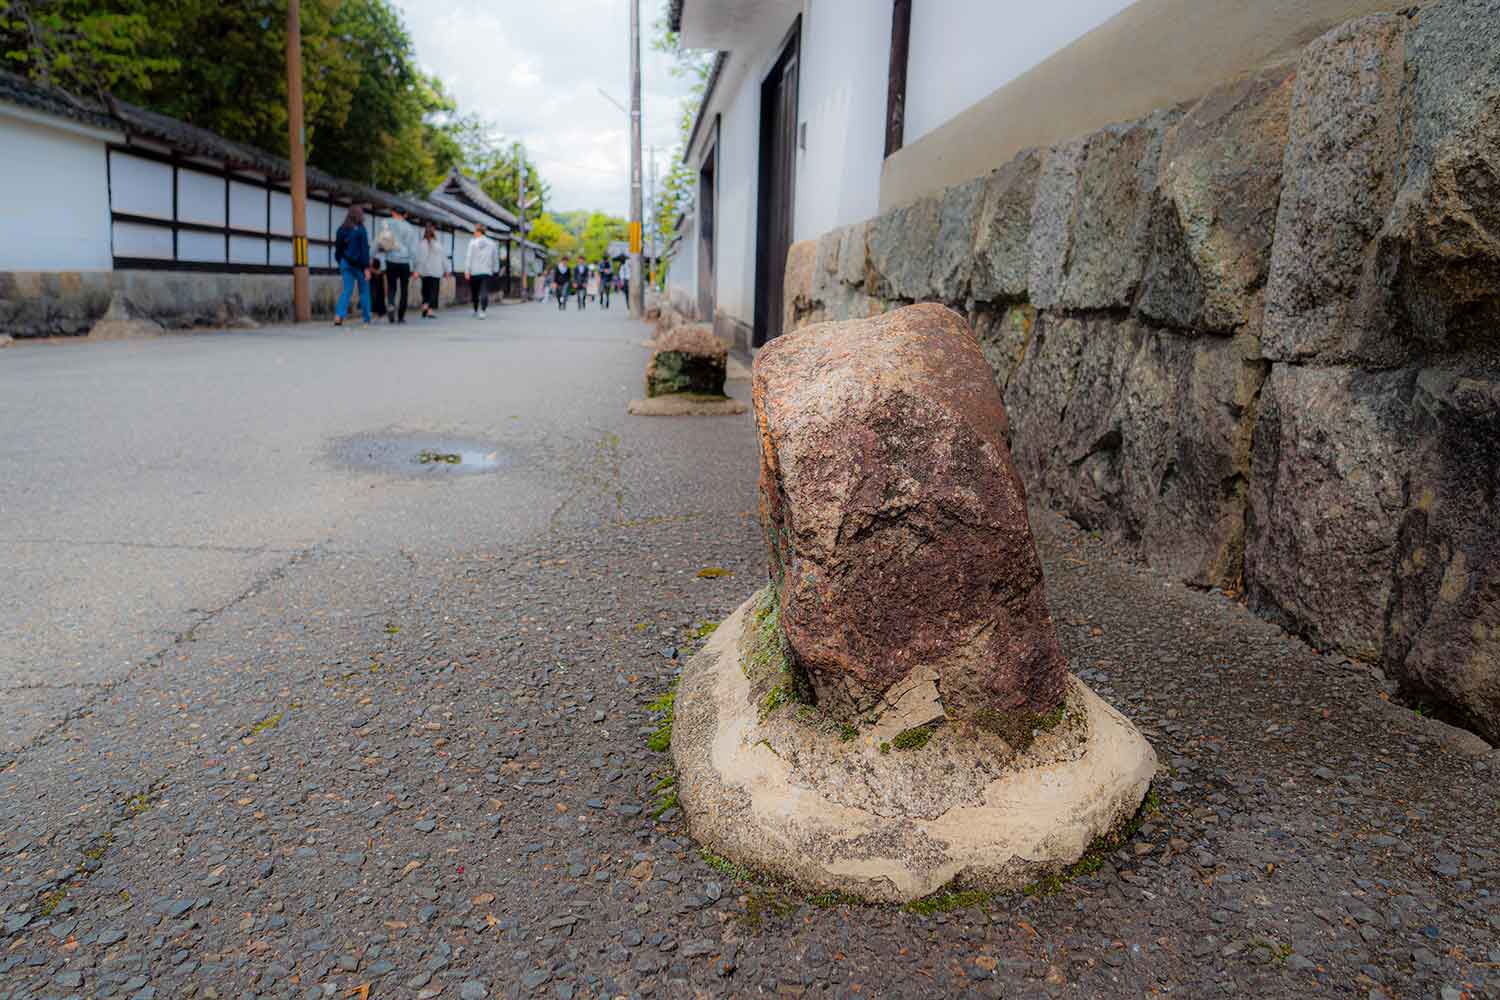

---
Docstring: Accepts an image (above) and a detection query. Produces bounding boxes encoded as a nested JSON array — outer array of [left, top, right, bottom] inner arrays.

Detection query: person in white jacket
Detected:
[[464, 224, 499, 319], [414, 223, 447, 319]]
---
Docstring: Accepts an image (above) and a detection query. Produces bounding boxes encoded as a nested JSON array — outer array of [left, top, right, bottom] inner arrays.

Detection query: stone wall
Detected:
[[784, 0, 1500, 742], [0, 269, 468, 338]]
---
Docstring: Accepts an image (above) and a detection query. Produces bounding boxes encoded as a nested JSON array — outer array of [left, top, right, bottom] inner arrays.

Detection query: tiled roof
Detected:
[[432, 168, 519, 228]]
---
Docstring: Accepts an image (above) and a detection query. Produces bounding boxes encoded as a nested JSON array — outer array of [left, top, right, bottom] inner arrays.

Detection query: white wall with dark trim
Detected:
[[0, 115, 113, 272]]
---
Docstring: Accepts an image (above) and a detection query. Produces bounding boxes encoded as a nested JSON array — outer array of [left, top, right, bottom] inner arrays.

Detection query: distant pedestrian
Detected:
[[552, 258, 571, 311], [586, 266, 601, 303], [415, 223, 446, 319], [382, 208, 416, 324], [333, 205, 372, 327], [598, 257, 614, 309], [572, 258, 589, 311], [464, 224, 499, 319], [619, 258, 630, 310]]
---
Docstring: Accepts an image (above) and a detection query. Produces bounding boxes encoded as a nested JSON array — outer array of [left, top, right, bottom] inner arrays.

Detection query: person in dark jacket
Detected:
[[334, 206, 372, 326], [572, 259, 589, 310], [552, 259, 571, 310], [598, 257, 614, 309]]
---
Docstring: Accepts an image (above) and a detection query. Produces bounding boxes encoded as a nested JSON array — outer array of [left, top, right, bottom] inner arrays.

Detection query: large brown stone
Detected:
[[1261, 15, 1409, 364], [1385, 370, 1500, 742], [1245, 365, 1415, 660], [751, 303, 1066, 724], [1138, 64, 1296, 335]]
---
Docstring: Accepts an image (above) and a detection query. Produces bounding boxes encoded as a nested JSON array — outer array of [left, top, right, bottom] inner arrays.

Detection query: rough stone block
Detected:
[[1262, 14, 1409, 364], [1245, 364, 1415, 660], [1385, 370, 1500, 742], [646, 325, 727, 398], [868, 195, 940, 302], [971, 149, 1041, 304], [973, 303, 1036, 391], [783, 239, 822, 334], [930, 175, 986, 303], [752, 303, 1066, 723], [1060, 112, 1177, 311], [835, 220, 869, 290], [1139, 64, 1296, 334], [1027, 137, 1089, 310], [1375, 0, 1500, 357], [1006, 315, 1265, 588]]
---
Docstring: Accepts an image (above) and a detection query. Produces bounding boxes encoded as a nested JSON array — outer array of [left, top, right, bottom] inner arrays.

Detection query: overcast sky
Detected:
[[393, 0, 700, 216]]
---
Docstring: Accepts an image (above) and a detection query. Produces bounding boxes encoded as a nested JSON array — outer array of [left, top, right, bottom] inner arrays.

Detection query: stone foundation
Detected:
[[782, 0, 1500, 741], [0, 269, 467, 338], [672, 598, 1157, 903]]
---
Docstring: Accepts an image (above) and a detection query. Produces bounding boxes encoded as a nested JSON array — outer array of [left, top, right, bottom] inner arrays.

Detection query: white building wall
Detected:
[[792, 0, 892, 241], [902, 0, 1135, 146], [0, 115, 114, 271], [715, 67, 763, 332]]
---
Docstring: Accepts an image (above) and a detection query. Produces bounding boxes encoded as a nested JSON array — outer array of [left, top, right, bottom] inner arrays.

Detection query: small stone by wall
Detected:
[[784, 0, 1500, 741], [0, 269, 466, 338]]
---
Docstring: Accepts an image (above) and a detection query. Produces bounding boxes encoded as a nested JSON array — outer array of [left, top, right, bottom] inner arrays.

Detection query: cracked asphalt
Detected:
[[2, 303, 1498, 1000]]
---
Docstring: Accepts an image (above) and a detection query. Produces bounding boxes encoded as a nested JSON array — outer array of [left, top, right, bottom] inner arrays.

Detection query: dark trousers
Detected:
[[386, 262, 411, 321], [420, 276, 440, 313], [600, 282, 611, 308], [471, 274, 489, 312], [370, 271, 387, 315]]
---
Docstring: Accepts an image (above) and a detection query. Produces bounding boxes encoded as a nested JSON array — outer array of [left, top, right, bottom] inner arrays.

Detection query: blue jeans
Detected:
[[336, 262, 371, 322]]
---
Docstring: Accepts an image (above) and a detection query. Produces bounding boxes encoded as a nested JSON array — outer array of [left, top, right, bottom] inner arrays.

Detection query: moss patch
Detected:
[[969, 697, 1070, 751], [38, 889, 66, 916], [890, 725, 933, 751], [646, 684, 676, 752], [696, 566, 733, 579], [416, 450, 461, 465], [744, 585, 814, 710]]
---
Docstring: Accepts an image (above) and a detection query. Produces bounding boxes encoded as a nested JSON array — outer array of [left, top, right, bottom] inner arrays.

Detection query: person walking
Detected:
[[415, 223, 446, 319], [333, 205, 372, 327], [598, 257, 614, 309], [382, 208, 416, 324], [586, 265, 601, 305], [619, 257, 630, 311], [552, 258, 571, 311], [572, 257, 589, 311], [464, 224, 498, 319]]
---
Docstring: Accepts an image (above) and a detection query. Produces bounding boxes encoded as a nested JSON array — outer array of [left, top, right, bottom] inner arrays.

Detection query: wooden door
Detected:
[[754, 19, 801, 347]]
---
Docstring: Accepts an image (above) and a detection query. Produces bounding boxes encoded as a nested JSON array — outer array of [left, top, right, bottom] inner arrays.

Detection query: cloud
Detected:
[[394, 0, 698, 214]]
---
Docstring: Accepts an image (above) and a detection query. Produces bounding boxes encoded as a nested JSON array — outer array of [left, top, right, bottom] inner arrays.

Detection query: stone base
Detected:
[[671, 596, 1157, 903], [627, 395, 748, 417]]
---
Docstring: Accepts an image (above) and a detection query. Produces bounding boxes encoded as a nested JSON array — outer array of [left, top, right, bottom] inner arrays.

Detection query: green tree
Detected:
[[581, 212, 627, 263], [528, 213, 579, 263]]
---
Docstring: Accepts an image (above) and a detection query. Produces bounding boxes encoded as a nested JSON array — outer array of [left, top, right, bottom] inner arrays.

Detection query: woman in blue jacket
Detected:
[[334, 206, 372, 326]]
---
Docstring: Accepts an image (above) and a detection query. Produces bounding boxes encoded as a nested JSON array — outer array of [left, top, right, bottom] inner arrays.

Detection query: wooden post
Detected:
[[287, 0, 311, 322]]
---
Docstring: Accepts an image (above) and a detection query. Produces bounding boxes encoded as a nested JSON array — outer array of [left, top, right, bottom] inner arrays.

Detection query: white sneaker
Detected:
[[479, 309, 487, 319]]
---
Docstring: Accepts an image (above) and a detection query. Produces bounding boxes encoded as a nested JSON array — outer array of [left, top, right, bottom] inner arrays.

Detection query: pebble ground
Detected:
[[1, 304, 1496, 1000]]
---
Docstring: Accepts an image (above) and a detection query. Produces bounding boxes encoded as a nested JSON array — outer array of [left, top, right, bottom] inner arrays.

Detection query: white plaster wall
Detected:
[[903, 0, 1135, 145], [793, 0, 892, 240], [0, 115, 113, 271], [712, 58, 766, 330]]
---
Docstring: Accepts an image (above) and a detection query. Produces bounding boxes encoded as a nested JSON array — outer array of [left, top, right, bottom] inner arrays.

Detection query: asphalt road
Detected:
[[0, 303, 753, 759], [0, 302, 1496, 1000]]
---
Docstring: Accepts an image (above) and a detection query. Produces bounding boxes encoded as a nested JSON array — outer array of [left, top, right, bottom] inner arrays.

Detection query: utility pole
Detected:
[[516, 144, 527, 301], [648, 145, 658, 288], [628, 0, 644, 318], [287, 0, 311, 322]]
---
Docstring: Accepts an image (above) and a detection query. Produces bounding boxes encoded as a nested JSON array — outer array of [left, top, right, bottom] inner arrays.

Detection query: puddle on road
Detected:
[[330, 432, 511, 477]]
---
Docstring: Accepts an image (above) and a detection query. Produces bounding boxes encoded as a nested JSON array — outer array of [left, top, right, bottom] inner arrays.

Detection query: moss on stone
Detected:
[[968, 696, 1069, 751], [890, 725, 933, 751], [646, 683, 676, 752]]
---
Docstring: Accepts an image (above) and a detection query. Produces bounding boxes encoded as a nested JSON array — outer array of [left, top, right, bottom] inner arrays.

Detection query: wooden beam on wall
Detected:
[[884, 0, 912, 159]]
